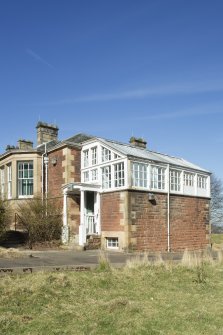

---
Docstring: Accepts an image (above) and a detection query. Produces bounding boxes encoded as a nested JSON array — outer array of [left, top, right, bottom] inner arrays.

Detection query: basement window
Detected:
[[106, 237, 119, 249]]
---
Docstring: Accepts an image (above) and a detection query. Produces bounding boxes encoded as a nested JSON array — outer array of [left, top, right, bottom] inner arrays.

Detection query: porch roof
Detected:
[[62, 182, 101, 194]]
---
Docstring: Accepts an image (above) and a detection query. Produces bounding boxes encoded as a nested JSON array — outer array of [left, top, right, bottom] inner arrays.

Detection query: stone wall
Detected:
[[128, 190, 210, 252]]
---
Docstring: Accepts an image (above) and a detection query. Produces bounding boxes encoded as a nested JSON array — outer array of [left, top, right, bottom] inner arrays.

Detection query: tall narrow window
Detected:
[[102, 166, 111, 189], [91, 169, 98, 181], [0, 168, 5, 199], [131, 163, 147, 188], [7, 164, 12, 199], [83, 150, 89, 167], [91, 147, 97, 165], [84, 171, 89, 182], [114, 162, 125, 187], [151, 166, 166, 190], [18, 161, 33, 197], [197, 175, 207, 189], [102, 147, 111, 162], [170, 170, 181, 192]]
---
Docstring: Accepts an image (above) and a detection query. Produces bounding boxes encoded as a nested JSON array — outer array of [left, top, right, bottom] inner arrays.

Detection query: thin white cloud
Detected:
[[26, 48, 54, 69], [45, 81, 223, 105], [133, 104, 223, 121]]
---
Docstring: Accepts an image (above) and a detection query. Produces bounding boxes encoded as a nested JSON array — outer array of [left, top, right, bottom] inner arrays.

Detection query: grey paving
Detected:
[[0, 249, 185, 275]]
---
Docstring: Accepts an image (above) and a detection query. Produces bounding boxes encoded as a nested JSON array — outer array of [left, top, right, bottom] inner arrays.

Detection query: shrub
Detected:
[[0, 199, 11, 239], [17, 196, 62, 248]]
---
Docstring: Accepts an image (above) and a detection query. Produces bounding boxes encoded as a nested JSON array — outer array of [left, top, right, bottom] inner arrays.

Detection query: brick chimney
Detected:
[[129, 137, 147, 149], [17, 139, 33, 150], [36, 122, 59, 145]]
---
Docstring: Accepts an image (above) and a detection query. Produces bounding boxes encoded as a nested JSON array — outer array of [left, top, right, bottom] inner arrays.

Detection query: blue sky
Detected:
[[1, 0, 223, 179]]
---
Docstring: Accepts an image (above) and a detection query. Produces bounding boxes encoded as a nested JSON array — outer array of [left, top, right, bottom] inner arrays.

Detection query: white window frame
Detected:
[[83, 150, 89, 168], [7, 164, 12, 199], [0, 168, 5, 199], [17, 161, 34, 198], [114, 162, 125, 188], [197, 175, 207, 189], [170, 169, 181, 192], [184, 172, 194, 187], [91, 169, 98, 181], [102, 147, 111, 162], [102, 166, 111, 189], [106, 237, 119, 249], [131, 162, 147, 188], [150, 165, 166, 191], [91, 147, 97, 166], [83, 171, 89, 182]]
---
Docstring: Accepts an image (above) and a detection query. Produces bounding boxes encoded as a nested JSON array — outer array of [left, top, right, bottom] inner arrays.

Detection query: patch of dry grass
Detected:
[[0, 247, 24, 259]]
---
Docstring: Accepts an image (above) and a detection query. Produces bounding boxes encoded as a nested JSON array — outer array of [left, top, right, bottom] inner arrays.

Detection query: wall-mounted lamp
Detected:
[[51, 157, 57, 166], [148, 193, 155, 201]]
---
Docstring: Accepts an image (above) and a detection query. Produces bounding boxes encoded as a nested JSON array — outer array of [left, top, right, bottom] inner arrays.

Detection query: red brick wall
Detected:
[[129, 191, 167, 251], [128, 190, 210, 252], [48, 148, 65, 197], [101, 192, 124, 232], [48, 147, 81, 196], [170, 195, 210, 251]]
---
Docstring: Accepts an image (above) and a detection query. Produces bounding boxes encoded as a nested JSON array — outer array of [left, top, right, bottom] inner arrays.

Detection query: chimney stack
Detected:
[[36, 121, 59, 145], [129, 137, 147, 149], [17, 139, 33, 150]]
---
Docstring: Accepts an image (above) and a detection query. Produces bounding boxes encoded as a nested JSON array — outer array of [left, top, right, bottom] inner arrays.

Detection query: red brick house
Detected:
[[0, 122, 211, 252]]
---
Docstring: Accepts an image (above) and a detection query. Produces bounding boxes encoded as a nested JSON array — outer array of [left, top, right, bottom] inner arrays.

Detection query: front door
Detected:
[[85, 191, 98, 235]]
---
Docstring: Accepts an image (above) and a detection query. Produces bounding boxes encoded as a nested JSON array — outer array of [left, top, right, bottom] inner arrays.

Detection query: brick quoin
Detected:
[[48, 146, 81, 235]]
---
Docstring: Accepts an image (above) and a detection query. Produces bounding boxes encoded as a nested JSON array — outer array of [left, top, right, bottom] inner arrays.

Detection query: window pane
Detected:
[[17, 161, 34, 196]]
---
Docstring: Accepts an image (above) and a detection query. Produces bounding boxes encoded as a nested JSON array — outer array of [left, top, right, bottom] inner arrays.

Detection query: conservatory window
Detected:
[[114, 162, 125, 187], [151, 166, 166, 190], [102, 166, 111, 189], [184, 172, 194, 187], [170, 170, 181, 192], [197, 175, 207, 189], [91, 169, 98, 181], [84, 171, 89, 182], [132, 163, 147, 188], [102, 147, 111, 162], [83, 150, 89, 167], [18, 161, 33, 197], [91, 147, 97, 165]]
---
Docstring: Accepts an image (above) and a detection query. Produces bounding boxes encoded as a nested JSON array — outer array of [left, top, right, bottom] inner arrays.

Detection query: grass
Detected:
[[1, 254, 223, 335], [211, 233, 223, 249]]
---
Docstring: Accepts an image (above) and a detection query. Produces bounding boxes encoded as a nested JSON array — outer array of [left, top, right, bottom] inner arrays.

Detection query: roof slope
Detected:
[[99, 138, 209, 173]]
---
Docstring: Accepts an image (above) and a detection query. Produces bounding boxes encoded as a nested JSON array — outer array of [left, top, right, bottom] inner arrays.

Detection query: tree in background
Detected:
[[210, 174, 223, 232], [17, 196, 62, 249]]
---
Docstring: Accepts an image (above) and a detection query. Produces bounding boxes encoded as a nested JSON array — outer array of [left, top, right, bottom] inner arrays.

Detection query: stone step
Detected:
[[84, 235, 101, 250]]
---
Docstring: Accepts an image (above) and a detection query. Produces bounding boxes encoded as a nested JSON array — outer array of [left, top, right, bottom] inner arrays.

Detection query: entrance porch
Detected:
[[62, 182, 101, 246]]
